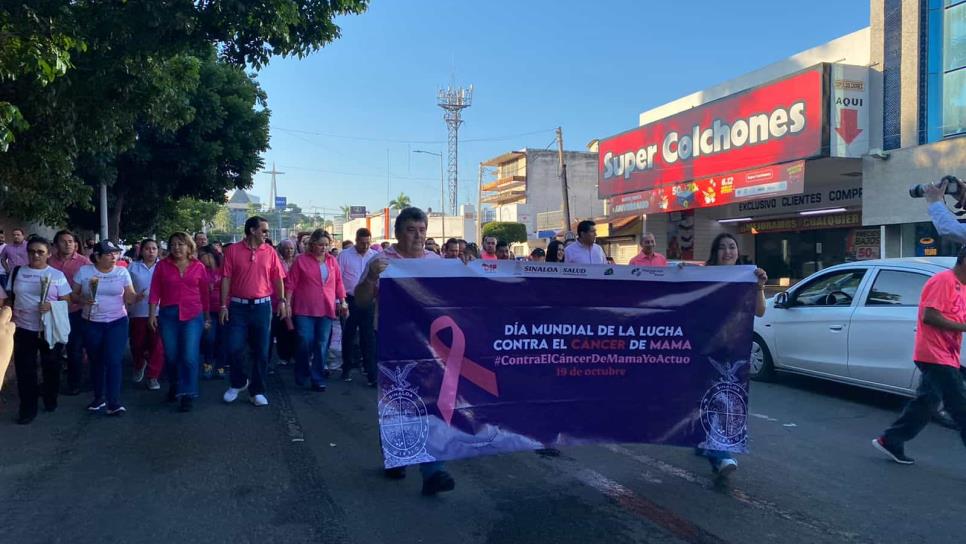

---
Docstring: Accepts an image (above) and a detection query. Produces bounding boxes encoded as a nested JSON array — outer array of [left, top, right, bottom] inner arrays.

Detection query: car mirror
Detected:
[[774, 292, 789, 308]]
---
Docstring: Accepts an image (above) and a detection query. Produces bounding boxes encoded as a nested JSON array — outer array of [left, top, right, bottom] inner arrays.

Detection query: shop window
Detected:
[[864, 270, 929, 306], [792, 269, 867, 307]]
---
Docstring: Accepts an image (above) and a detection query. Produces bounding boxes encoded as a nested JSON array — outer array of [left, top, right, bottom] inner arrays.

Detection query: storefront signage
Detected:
[[608, 161, 805, 216], [598, 67, 824, 198], [849, 228, 881, 260], [830, 64, 870, 157], [724, 178, 863, 218], [737, 212, 862, 234], [349, 205, 367, 219]]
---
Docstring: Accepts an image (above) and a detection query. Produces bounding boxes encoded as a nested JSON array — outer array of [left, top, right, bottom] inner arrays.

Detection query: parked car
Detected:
[[751, 257, 962, 398]]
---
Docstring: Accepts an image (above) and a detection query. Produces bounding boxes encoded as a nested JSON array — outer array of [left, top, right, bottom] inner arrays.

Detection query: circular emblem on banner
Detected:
[[700, 381, 748, 448], [378, 387, 430, 461]]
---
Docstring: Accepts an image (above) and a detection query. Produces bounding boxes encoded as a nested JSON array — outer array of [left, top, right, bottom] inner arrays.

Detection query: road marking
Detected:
[[575, 468, 730, 544], [603, 444, 871, 543]]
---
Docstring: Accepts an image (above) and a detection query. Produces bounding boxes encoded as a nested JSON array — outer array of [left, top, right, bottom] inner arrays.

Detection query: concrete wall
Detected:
[[524, 150, 602, 221], [639, 28, 871, 126], [862, 138, 966, 225]]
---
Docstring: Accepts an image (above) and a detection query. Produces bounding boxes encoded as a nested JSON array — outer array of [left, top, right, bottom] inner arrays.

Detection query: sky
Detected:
[[253, 0, 870, 218]]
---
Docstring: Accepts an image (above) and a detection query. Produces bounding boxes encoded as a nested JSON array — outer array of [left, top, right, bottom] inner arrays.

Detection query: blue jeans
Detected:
[[293, 315, 332, 387], [84, 316, 129, 409], [227, 301, 272, 395], [202, 311, 227, 370], [159, 306, 204, 398]]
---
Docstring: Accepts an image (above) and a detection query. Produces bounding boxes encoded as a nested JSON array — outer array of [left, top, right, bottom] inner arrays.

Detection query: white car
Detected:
[[751, 257, 960, 396]]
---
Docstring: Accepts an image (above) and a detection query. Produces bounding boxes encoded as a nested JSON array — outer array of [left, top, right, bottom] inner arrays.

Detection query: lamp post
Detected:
[[413, 149, 446, 242]]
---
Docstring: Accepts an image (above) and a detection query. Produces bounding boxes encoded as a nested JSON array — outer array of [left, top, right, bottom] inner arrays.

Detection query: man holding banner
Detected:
[[354, 207, 457, 496]]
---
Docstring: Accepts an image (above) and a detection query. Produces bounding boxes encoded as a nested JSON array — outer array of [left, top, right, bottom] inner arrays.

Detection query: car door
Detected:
[[770, 268, 868, 377], [848, 268, 931, 392]]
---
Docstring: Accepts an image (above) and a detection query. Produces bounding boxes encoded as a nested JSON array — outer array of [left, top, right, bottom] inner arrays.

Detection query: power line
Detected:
[[271, 126, 555, 145]]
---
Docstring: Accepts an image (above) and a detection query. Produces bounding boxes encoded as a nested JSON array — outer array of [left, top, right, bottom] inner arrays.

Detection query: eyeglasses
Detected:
[[27, 249, 47, 255]]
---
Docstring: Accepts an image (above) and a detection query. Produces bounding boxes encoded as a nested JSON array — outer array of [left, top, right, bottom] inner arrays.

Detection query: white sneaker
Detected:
[[715, 458, 738, 476], [133, 365, 145, 384], [223, 379, 249, 403], [146, 378, 161, 391], [250, 394, 269, 407]]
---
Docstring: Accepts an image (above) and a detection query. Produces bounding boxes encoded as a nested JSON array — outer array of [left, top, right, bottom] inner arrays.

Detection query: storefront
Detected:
[[598, 60, 873, 283]]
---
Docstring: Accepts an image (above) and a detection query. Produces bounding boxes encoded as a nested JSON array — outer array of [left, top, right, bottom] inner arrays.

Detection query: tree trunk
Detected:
[[109, 185, 127, 241]]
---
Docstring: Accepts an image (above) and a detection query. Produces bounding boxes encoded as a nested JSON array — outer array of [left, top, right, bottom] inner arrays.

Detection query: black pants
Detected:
[[13, 328, 64, 418], [342, 295, 376, 379], [65, 310, 85, 389], [884, 362, 966, 447], [271, 315, 297, 363]]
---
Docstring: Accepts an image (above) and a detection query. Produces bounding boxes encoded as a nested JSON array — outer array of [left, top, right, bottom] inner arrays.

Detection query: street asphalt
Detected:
[[1, 364, 964, 544]]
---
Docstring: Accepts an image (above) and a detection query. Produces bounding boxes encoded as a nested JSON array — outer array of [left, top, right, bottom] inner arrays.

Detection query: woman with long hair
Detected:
[[199, 244, 227, 380], [271, 239, 298, 368], [285, 229, 347, 391], [72, 240, 137, 416], [698, 232, 767, 476], [148, 232, 209, 412], [128, 239, 165, 390], [545, 240, 565, 263], [1, 236, 71, 424]]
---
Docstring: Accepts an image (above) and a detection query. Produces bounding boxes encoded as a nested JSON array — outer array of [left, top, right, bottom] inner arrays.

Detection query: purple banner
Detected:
[[377, 260, 758, 468]]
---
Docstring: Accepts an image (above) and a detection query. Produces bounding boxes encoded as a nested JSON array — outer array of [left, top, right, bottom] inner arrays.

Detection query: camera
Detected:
[[909, 175, 963, 198]]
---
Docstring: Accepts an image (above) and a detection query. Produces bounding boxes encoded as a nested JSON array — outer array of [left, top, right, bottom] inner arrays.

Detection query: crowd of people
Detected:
[[0, 208, 790, 492]]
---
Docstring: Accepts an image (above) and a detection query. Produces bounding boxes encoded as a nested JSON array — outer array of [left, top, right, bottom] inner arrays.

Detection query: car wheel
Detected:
[[750, 335, 775, 382]]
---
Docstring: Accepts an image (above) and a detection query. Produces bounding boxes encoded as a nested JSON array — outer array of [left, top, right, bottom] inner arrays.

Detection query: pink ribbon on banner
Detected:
[[430, 315, 500, 425]]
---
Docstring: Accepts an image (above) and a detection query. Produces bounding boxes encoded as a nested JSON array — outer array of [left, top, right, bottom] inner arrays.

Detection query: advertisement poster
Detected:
[[376, 260, 757, 468]]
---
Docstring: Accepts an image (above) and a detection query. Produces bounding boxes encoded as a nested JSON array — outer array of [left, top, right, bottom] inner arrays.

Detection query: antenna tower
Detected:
[[437, 85, 473, 215]]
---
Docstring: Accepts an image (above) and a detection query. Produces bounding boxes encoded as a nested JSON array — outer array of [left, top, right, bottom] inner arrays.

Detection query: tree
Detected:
[[339, 204, 351, 219], [482, 222, 528, 244], [0, 1, 369, 227], [389, 192, 411, 210], [153, 198, 222, 240]]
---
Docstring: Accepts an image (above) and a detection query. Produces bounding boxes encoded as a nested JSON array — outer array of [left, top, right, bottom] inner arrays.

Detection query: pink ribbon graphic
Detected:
[[430, 315, 499, 425]]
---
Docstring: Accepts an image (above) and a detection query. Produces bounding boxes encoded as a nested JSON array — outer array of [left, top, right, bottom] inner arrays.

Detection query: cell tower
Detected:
[[437, 85, 472, 215]]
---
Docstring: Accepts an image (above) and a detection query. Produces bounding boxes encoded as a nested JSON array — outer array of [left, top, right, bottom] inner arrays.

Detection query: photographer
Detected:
[[925, 177, 966, 242]]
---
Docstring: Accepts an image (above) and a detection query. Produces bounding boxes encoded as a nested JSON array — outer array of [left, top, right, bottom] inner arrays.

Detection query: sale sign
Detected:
[[598, 66, 824, 199], [608, 161, 806, 216]]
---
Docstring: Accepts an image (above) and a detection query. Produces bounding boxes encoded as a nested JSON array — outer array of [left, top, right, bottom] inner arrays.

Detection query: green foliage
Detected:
[[152, 198, 222, 241], [482, 222, 528, 244], [389, 192, 411, 210], [0, 0, 368, 229]]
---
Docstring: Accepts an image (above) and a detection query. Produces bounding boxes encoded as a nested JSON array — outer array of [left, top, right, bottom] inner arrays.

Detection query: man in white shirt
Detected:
[[337, 227, 377, 385], [563, 220, 607, 264]]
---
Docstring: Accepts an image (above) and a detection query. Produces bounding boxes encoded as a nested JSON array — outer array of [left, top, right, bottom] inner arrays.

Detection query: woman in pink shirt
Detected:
[[199, 245, 227, 380], [285, 229, 347, 391], [148, 232, 210, 412]]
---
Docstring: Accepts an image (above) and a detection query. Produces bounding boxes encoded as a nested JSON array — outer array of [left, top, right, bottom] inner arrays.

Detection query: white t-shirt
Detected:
[[2, 266, 70, 332], [73, 264, 133, 322]]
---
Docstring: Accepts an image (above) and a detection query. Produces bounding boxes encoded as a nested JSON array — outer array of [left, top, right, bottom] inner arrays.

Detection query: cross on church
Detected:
[[265, 162, 285, 209]]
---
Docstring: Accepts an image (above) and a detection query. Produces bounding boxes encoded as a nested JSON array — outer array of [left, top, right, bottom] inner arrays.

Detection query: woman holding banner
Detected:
[[699, 233, 767, 476]]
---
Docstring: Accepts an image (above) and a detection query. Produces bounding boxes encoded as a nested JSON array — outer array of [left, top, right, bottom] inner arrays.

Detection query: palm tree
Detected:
[[339, 204, 351, 219], [388, 192, 411, 210]]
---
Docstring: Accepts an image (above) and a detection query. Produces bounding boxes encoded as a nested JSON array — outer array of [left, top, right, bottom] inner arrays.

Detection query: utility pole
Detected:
[[476, 163, 484, 244], [556, 127, 572, 236], [99, 182, 108, 241]]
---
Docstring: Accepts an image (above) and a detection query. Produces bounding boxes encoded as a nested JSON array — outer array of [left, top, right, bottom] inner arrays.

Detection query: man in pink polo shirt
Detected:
[[873, 246, 966, 464], [219, 216, 288, 407], [628, 232, 667, 267], [480, 236, 498, 260], [49, 229, 91, 395], [355, 207, 455, 497]]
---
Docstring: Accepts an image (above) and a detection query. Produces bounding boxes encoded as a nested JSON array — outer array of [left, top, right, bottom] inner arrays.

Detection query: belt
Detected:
[[230, 296, 272, 305]]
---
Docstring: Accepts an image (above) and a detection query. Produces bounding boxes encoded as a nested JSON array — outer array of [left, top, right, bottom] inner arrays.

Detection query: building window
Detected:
[[883, 0, 903, 150], [927, 0, 966, 141]]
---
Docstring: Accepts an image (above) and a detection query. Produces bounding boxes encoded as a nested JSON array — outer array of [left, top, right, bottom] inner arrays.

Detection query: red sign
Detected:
[[598, 67, 824, 199], [608, 161, 806, 216]]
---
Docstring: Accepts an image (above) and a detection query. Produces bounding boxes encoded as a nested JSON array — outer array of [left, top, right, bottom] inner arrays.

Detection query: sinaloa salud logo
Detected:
[[378, 362, 434, 466], [699, 357, 748, 449]]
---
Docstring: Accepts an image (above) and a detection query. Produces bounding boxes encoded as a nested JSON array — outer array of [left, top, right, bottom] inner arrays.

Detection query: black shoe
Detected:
[[166, 385, 177, 403], [421, 470, 456, 496], [63, 386, 82, 396], [178, 396, 193, 412], [312, 384, 327, 392], [16, 413, 36, 425], [341, 370, 352, 383], [384, 466, 407, 480], [872, 437, 914, 465], [87, 400, 106, 412], [106, 405, 126, 416]]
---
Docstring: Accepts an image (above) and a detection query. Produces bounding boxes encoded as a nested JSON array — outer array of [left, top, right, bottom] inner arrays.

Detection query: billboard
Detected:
[[608, 160, 806, 217], [598, 66, 825, 199], [349, 205, 367, 219]]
